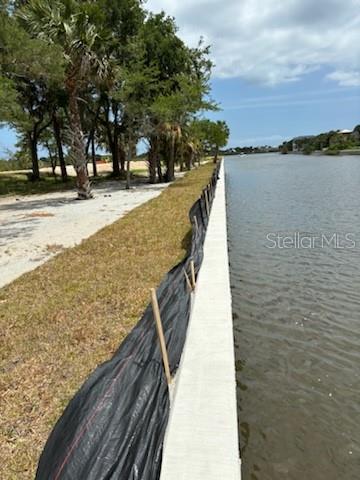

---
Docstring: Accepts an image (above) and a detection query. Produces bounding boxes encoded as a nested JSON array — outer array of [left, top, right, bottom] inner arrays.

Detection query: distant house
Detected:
[[342, 128, 360, 142], [329, 128, 360, 147], [292, 136, 314, 152]]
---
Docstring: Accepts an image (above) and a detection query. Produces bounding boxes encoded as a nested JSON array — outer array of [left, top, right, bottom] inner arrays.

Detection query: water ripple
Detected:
[[226, 154, 360, 480]]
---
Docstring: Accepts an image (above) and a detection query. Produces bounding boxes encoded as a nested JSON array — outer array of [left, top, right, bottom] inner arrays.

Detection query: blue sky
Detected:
[[208, 70, 360, 147], [1, 0, 360, 155], [147, 0, 360, 147]]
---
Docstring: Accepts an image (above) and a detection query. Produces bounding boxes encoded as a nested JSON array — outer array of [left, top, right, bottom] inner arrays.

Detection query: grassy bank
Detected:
[[0, 162, 215, 479]]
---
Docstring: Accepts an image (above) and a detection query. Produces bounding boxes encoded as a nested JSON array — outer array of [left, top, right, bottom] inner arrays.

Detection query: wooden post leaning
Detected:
[[150, 288, 172, 386], [183, 267, 193, 292], [190, 260, 196, 289], [207, 183, 212, 203], [204, 189, 210, 217]]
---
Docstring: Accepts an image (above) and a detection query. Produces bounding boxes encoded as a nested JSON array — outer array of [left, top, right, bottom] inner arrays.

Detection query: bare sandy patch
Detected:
[[0, 179, 167, 288]]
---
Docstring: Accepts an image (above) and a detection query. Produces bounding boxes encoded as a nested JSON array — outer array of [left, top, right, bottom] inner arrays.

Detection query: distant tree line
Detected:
[[222, 145, 279, 155], [0, 0, 229, 197], [280, 125, 360, 155]]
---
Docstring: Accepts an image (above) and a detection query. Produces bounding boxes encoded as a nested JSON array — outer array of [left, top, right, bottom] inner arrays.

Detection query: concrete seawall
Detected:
[[160, 161, 241, 479]]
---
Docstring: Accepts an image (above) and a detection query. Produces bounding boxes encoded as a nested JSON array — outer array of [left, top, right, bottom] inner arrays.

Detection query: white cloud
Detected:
[[225, 94, 360, 109], [146, 0, 360, 86], [326, 70, 360, 87]]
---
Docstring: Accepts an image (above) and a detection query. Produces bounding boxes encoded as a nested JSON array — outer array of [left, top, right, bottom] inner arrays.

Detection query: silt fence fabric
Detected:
[[36, 163, 221, 480]]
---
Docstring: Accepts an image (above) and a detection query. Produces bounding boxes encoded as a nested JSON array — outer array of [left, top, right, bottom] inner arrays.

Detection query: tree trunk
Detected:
[[103, 102, 120, 177], [91, 134, 97, 177], [185, 150, 192, 171], [46, 141, 57, 177], [179, 148, 184, 172], [148, 136, 158, 183], [126, 140, 132, 190], [214, 146, 219, 163], [28, 132, 40, 181], [119, 142, 126, 174], [53, 114, 68, 182], [157, 153, 163, 183], [112, 129, 121, 177], [66, 73, 92, 199], [165, 135, 175, 182]]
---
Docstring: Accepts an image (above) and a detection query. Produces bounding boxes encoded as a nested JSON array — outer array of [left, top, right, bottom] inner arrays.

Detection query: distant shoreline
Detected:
[[222, 149, 360, 157]]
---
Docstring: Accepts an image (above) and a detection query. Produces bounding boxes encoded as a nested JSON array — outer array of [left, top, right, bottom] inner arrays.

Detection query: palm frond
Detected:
[[18, 0, 111, 80]]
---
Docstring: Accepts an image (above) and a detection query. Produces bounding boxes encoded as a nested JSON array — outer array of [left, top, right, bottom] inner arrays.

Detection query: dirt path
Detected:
[[0, 180, 167, 288]]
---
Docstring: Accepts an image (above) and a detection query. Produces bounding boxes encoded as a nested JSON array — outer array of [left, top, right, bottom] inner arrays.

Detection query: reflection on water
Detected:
[[225, 154, 360, 480]]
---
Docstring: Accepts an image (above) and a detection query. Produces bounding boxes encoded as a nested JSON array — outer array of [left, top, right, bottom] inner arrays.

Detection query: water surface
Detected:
[[226, 154, 360, 480]]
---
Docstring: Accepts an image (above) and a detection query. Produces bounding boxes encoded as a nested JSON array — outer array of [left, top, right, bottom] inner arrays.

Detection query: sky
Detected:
[[1, 0, 360, 155], [146, 0, 360, 147]]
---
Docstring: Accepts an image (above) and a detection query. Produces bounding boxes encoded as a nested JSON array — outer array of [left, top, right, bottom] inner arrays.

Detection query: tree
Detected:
[[80, 0, 145, 179], [19, 0, 110, 198], [1, 0, 227, 192], [189, 119, 229, 162], [180, 122, 203, 170], [0, 13, 64, 179], [141, 13, 214, 182], [207, 120, 230, 162], [51, 102, 68, 182]]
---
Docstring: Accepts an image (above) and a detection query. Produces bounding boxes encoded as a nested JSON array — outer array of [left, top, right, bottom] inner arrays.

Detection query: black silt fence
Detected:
[[36, 162, 221, 480]]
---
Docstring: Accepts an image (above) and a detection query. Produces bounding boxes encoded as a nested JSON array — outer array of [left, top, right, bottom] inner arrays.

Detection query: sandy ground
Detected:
[[0, 160, 148, 177], [0, 179, 167, 289]]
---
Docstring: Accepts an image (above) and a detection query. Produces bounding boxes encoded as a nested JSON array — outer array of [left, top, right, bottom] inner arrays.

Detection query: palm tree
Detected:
[[19, 0, 109, 199], [160, 122, 182, 182]]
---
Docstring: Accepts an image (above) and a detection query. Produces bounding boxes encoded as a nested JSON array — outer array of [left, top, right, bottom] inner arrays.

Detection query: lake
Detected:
[[225, 153, 360, 480]]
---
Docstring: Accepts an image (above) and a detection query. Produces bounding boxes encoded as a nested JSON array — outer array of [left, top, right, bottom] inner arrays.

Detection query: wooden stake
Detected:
[[204, 189, 210, 217], [150, 288, 171, 386], [190, 260, 196, 289], [210, 184, 214, 200], [183, 267, 193, 292]]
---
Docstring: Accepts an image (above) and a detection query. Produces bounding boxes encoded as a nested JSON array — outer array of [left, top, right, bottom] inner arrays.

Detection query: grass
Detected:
[[0, 170, 148, 197], [0, 162, 215, 479], [0, 172, 77, 196]]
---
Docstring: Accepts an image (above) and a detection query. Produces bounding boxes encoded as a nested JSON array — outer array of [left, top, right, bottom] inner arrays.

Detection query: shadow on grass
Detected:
[[0, 172, 155, 199], [0, 174, 76, 197]]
